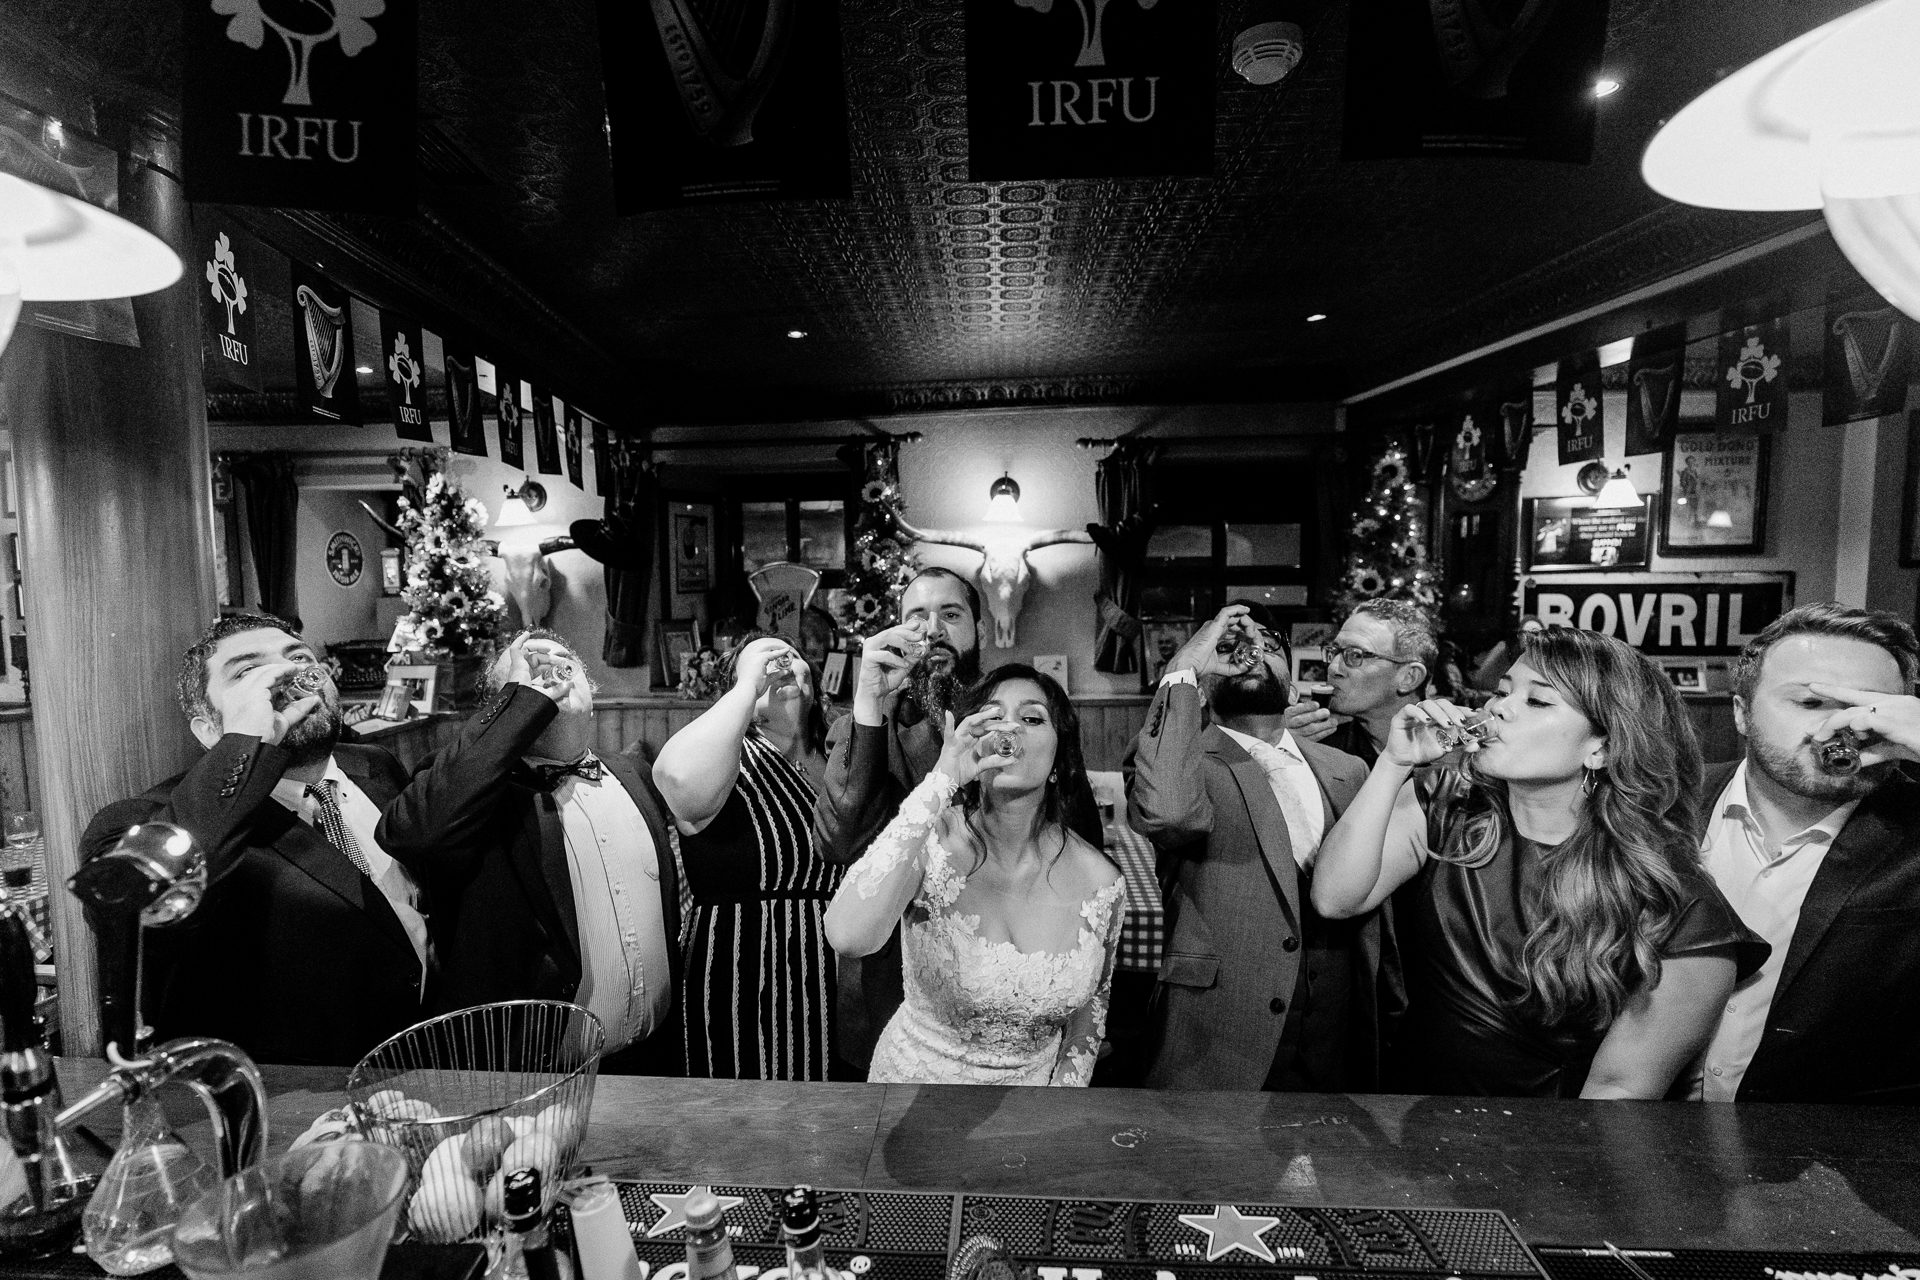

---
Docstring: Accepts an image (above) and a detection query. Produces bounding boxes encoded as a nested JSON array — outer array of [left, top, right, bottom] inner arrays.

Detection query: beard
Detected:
[[1747, 730, 1895, 805], [278, 693, 344, 769], [1211, 666, 1290, 719], [905, 641, 982, 723]]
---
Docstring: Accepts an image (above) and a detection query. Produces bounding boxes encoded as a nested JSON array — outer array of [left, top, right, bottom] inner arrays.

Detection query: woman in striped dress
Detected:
[[652, 632, 842, 1079]]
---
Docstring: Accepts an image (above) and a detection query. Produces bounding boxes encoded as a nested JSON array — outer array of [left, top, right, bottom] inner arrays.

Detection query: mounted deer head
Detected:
[[894, 515, 1093, 648]]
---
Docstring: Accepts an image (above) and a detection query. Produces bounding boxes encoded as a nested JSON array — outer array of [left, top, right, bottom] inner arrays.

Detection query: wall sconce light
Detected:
[[984, 472, 1023, 523], [496, 476, 548, 527], [0, 173, 181, 357], [1595, 465, 1641, 509]]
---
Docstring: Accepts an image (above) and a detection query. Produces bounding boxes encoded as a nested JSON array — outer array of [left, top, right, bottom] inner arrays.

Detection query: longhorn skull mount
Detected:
[[893, 515, 1094, 648]]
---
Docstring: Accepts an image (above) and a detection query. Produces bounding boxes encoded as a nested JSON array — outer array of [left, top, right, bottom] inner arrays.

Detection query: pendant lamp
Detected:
[[0, 172, 183, 355]]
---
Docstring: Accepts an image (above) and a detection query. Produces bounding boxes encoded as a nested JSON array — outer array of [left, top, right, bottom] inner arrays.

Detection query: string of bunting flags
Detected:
[[193, 209, 619, 491]]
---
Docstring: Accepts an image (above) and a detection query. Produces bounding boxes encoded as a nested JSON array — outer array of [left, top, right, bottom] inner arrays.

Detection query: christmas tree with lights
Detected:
[[1337, 442, 1440, 615]]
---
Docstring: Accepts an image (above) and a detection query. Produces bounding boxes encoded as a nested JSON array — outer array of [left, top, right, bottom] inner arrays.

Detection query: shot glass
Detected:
[[767, 652, 795, 673], [269, 664, 330, 711], [1815, 727, 1867, 776], [1433, 710, 1494, 752], [980, 726, 1025, 760]]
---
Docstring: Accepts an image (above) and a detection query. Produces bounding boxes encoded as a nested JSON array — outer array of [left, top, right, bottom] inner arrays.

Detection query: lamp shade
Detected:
[[495, 495, 538, 528], [984, 473, 1023, 523], [1642, 0, 1920, 317], [1596, 467, 1640, 509], [0, 173, 183, 302]]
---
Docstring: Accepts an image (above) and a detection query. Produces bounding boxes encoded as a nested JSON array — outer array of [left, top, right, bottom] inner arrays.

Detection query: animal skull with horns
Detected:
[[893, 515, 1094, 648]]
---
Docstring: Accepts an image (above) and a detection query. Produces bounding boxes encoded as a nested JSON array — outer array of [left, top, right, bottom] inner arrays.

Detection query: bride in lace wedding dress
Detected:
[[825, 664, 1126, 1086]]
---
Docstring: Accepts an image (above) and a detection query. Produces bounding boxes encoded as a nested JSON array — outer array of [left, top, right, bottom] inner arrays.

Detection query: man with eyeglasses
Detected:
[[1322, 599, 1437, 768], [1128, 603, 1396, 1091]]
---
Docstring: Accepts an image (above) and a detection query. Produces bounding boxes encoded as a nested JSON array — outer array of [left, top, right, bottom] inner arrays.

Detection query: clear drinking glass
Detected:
[[83, 1096, 218, 1275], [170, 1143, 409, 1280]]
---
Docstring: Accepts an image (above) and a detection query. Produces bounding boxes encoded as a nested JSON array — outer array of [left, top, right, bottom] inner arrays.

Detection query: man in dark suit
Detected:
[[378, 629, 683, 1074], [1129, 603, 1396, 1091], [80, 613, 427, 1067], [1693, 602, 1920, 1104], [813, 566, 983, 1072]]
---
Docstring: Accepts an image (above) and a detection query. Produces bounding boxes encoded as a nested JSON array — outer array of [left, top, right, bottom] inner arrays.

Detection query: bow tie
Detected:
[[528, 754, 605, 791]]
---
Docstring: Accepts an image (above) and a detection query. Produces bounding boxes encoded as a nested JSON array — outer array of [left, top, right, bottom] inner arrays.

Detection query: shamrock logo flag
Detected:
[[1555, 349, 1604, 465], [212, 0, 385, 106], [205, 232, 249, 333], [1715, 316, 1788, 429], [378, 308, 432, 441]]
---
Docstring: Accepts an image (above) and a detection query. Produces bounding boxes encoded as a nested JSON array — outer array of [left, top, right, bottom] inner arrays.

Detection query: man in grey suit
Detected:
[[1129, 603, 1398, 1091]]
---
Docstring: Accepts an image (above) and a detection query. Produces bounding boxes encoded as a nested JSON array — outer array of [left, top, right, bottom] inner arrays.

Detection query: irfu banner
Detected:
[[563, 404, 584, 489], [1555, 350, 1603, 465], [967, 0, 1215, 179], [1624, 323, 1686, 456], [1717, 317, 1789, 430], [496, 374, 525, 470], [194, 214, 264, 391], [591, 420, 611, 496], [183, 0, 416, 213], [290, 264, 360, 424], [378, 311, 431, 442], [1823, 295, 1912, 425]]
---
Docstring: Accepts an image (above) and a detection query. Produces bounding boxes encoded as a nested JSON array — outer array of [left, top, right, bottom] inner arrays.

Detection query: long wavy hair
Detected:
[[717, 632, 829, 758], [950, 664, 1107, 875], [1434, 626, 1703, 1029]]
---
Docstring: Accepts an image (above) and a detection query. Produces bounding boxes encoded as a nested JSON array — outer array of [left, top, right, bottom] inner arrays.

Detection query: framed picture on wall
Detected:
[[379, 547, 403, 596], [1292, 646, 1328, 686], [1142, 619, 1196, 690], [656, 619, 699, 689], [1524, 495, 1655, 571], [821, 650, 851, 698], [1661, 431, 1769, 557], [1662, 659, 1709, 692], [386, 663, 438, 716], [673, 509, 712, 594]]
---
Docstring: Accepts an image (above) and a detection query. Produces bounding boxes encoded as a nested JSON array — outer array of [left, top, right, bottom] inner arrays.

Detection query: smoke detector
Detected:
[[1232, 20, 1305, 85]]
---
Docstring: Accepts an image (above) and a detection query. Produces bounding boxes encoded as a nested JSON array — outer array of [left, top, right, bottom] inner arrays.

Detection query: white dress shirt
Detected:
[[1217, 725, 1327, 869], [1691, 760, 1858, 1101], [534, 757, 672, 1052], [271, 757, 432, 994]]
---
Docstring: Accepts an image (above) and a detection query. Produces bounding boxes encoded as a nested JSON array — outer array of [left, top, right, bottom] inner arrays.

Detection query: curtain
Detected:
[[1088, 441, 1160, 675], [235, 453, 300, 630], [599, 436, 656, 667]]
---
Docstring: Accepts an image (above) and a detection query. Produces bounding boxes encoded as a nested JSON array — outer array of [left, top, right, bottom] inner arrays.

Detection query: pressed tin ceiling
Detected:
[[0, 0, 1862, 424]]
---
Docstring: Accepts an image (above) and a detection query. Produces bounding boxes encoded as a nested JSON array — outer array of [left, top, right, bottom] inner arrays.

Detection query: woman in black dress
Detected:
[[652, 633, 841, 1080], [1315, 625, 1766, 1098]]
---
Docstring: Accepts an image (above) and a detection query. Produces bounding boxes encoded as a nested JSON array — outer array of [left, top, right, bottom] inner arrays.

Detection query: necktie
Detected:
[[306, 780, 375, 879], [1246, 739, 1320, 870], [530, 753, 606, 792]]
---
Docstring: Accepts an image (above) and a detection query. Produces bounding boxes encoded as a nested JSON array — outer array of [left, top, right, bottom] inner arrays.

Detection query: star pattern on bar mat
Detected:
[[646, 1187, 748, 1238], [1175, 1204, 1284, 1262]]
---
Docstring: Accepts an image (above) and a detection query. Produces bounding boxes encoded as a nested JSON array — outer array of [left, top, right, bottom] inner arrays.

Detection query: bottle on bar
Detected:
[[781, 1187, 835, 1280], [683, 1188, 740, 1280]]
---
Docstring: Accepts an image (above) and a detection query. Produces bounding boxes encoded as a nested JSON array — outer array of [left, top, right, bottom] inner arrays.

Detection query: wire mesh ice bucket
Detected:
[[345, 1001, 605, 1244]]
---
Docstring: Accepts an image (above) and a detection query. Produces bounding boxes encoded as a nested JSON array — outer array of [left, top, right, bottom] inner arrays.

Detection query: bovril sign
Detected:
[[1522, 574, 1794, 657]]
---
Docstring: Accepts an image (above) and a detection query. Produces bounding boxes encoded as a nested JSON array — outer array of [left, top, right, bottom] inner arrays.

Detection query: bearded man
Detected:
[[79, 613, 429, 1066], [813, 566, 985, 1072], [1128, 603, 1398, 1091], [1693, 602, 1920, 1103]]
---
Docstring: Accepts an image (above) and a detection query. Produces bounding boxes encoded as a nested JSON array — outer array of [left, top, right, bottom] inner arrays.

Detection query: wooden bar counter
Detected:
[[47, 1060, 1920, 1255]]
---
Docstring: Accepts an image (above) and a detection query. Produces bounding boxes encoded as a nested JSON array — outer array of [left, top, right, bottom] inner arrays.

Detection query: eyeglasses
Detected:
[[1327, 643, 1413, 668]]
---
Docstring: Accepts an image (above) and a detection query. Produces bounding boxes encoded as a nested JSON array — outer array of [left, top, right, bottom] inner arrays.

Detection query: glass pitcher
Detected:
[[82, 1094, 218, 1275]]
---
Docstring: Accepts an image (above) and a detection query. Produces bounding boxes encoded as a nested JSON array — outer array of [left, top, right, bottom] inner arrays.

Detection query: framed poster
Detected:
[[1661, 432, 1769, 557], [672, 509, 712, 595], [386, 663, 439, 716], [1522, 572, 1794, 657], [1525, 495, 1656, 572], [1292, 646, 1329, 687], [1142, 619, 1196, 690], [656, 620, 699, 689], [1661, 659, 1709, 692]]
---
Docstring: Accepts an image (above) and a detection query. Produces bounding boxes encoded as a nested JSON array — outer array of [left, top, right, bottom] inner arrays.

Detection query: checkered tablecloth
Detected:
[[1104, 821, 1165, 974]]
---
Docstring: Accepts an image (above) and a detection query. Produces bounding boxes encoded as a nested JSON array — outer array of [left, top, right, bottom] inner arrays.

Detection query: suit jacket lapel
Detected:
[[252, 801, 415, 959], [1206, 728, 1301, 926], [1776, 786, 1903, 997], [602, 753, 682, 957]]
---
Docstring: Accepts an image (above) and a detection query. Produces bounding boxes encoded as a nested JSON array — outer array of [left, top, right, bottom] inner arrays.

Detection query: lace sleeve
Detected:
[[823, 770, 958, 957], [1049, 878, 1128, 1087]]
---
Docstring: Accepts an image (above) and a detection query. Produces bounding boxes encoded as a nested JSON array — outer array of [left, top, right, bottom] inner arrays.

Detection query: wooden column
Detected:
[[0, 116, 217, 1056]]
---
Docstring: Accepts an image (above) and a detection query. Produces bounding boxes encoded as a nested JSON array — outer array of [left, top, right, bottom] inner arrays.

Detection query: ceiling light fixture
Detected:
[[356, 365, 373, 374], [1306, 313, 1327, 322], [1642, 0, 1920, 319], [0, 173, 181, 357], [1594, 77, 1621, 98], [786, 329, 808, 339]]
